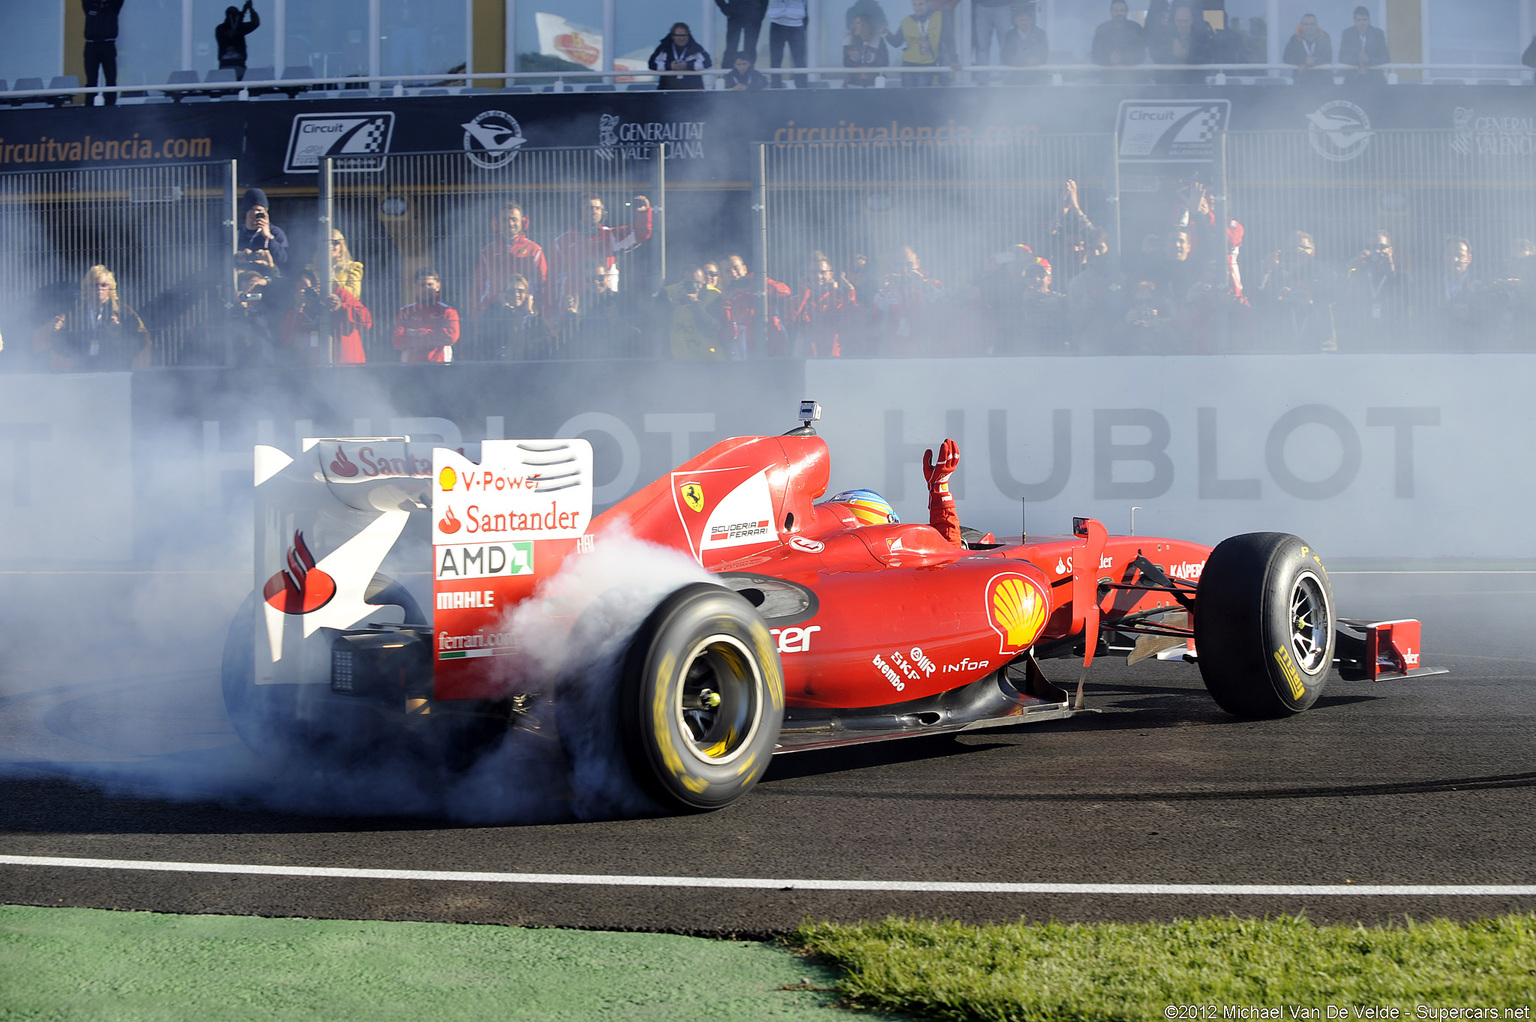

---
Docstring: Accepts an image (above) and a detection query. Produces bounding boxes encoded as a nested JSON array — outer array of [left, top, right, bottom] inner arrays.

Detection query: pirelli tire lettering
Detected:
[[1194, 532, 1337, 718]]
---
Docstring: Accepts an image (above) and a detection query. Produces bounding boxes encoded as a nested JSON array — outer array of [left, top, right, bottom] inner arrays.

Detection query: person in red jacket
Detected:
[[547, 193, 652, 330], [280, 266, 371, 365], [720, 252, 792, 358], [472, 201, 547, 314], [392, 268, 460, 363], [789, 252, 859, 357]]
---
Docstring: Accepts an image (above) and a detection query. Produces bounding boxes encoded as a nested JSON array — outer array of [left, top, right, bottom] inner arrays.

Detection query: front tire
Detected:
[[1195, 533, 1336, 718], [619, 583, 784, 812]]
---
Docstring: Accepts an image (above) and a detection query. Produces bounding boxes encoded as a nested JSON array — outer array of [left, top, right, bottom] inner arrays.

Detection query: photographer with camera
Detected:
[[1256, 230, 1336, 353], [664, 266, 727, 360], [873, 245, 946, 355], [280, 266, 371, 365], [216, 1, 261, 80], [237, 188, 288, 274], [476, 274, 554, 361], [228, 268, 277, 366], [790, 253, 859, 358], [1340, 231, 1407, 351]]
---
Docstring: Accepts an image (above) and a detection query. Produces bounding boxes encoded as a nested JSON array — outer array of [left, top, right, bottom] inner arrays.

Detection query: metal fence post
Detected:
[[1109, 131, 1123, 269], [754, 142, 769, 345], [319, 155, 335, 364], [226, 159, 240, 367], [653, 143, 667, 290]]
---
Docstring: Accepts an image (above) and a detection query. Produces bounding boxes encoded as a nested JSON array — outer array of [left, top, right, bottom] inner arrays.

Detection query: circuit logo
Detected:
[[284, 112, 394, 173], [985, 572, 1049, 654], [263, 531, 336, 614], [1307, 100, 1373, 162], [462, 110, 526, 170]]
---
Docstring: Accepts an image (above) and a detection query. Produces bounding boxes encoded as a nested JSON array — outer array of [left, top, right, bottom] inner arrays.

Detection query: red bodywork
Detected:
[[430, 432, 1213, 707]]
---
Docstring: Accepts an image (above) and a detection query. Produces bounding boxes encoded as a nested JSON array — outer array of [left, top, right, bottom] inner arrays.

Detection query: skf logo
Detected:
[[284, 112, 394, 174], [263, 531, 336, 614], [985, 572, 1049, 654], [680, 481, 705, 513]]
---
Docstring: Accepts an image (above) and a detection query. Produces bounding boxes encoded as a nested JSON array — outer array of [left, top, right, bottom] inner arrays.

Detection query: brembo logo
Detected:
[[263, 531, 336, 614]]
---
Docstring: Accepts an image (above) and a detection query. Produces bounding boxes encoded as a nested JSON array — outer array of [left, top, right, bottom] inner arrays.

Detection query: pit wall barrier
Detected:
[[0, 354, 1516, 569]]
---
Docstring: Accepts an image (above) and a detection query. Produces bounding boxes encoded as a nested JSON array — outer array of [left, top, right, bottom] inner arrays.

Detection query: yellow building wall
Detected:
[[473, 0, 508, 84]]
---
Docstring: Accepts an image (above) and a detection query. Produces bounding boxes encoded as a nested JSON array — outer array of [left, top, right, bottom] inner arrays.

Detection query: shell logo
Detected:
[[985, 572, 1049, 654], [439, 466, 457, 491]]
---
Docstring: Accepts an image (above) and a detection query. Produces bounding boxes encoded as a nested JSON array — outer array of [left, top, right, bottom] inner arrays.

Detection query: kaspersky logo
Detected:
[[985, 572, 1048, 654], [263, 531, 337, 614]]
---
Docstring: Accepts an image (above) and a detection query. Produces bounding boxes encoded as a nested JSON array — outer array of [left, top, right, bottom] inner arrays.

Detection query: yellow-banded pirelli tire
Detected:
[[619, 583, 785, 813], [1194, 533, 1336, 718]]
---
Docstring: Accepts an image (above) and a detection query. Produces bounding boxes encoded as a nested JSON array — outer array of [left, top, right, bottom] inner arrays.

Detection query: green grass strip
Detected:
[[0, 905, 850, 1021], [794, 915, 1536, 1022]]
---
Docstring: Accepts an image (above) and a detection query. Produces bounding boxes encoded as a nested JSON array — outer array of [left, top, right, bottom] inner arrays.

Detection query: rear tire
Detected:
[[619, 583, 784, 812], [1194, 533, 1336, 718]]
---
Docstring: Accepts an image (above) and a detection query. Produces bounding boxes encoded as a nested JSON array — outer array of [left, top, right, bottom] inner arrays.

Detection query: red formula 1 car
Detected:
[[225, 403, 1442, 812]]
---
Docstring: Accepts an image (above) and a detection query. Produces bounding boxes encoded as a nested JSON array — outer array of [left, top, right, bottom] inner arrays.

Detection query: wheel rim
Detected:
[[1289, 570, 1330, 674], [675, 633, 762, 765]]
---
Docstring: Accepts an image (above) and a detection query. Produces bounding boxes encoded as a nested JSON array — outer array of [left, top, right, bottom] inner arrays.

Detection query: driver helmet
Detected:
[[824, 489, 900, 526]]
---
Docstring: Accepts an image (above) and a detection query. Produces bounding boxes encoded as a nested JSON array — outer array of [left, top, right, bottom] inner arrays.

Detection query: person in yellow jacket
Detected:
[[885, 0, 958, 86], [666, 267, 728, 360]]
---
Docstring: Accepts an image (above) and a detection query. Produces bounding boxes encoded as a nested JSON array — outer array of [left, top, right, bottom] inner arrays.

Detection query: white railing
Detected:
[[5, 62, 1532, 105]]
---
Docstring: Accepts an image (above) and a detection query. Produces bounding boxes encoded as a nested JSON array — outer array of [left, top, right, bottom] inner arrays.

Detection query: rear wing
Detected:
[[252, 437, 592, 696]]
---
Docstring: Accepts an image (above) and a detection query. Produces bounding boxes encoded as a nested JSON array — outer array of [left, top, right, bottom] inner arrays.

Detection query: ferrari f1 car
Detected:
[[225, 403, 1442, 812]]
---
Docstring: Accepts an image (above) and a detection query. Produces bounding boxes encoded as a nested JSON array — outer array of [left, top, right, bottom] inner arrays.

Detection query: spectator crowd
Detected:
[[20, 174, 1536, 371]]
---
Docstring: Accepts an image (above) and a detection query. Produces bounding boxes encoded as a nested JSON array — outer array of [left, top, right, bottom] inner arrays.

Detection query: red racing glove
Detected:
[[923, 437, 961, 546]]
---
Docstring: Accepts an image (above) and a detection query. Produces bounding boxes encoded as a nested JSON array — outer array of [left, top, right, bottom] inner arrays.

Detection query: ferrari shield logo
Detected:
[[680, 481, 705, 513]]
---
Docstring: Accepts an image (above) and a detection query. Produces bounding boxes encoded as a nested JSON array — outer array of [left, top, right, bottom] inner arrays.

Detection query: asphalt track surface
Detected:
[[0, 568, 1532, 936]]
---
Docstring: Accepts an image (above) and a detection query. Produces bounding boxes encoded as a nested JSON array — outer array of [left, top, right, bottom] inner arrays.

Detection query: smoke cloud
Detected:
[[0, 371, 714, 825]]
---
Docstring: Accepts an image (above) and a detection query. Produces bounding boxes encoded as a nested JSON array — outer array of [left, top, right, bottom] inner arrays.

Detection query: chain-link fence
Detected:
[[0, 161, 235, 369], [756, 134, 1118, 297], [319, 148, 664, 362], [1226, 129, 1536, 337], [4, 130, 1533, 368]]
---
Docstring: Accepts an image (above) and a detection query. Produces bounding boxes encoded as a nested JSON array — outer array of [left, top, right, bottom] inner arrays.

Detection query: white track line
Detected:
[[2, 855, 1533, 896]]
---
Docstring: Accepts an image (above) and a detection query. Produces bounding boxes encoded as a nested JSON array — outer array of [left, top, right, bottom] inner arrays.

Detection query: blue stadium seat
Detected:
[[162, 69, 199, 101], [279, 65, 314, 96]]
